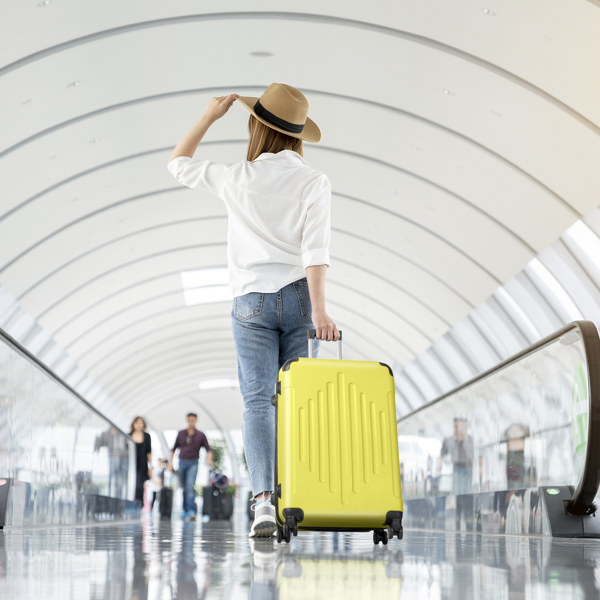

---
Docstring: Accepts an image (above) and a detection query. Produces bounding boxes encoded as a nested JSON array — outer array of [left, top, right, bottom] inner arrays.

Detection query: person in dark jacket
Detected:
[[169, 413, 213, 521], [130, 416, 152, 504]]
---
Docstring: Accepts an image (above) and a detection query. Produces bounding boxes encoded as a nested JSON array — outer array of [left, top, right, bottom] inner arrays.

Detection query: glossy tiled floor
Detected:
[[2, 513, 600, 599]]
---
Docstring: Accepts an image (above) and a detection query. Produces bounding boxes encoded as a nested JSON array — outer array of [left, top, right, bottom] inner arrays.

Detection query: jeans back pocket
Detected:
[[292, 281, 313, 321], [233, 292, 264, 320]]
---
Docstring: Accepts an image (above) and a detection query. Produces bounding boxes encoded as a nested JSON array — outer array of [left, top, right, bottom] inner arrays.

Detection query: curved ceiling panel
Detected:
[[2, 3, 599, 121], [1, 2, 599, 430]]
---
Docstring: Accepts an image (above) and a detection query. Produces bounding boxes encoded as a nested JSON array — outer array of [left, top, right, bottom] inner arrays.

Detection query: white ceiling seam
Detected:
[[86, 324, 238, 376], [35, 242, 227, 322], [54, 276, 433, 353], [1, 180, 506, 286], [36, 250, 452, 338], [48, 263, 448, 348], [64, 294, 416, 367], [1, 11, 597, 136], [88, 324, 369, 385], [25, 229, 462, 333], [94, 334, 238, 385], [0, 135, 549, 267], [0, 89, 580, 222], [101, 343, 237, 393], [16, 219, 225, 301]]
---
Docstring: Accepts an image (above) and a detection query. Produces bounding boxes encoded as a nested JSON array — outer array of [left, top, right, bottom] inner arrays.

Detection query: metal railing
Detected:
[[0, 327, 131, 441], [397, 321, 600, 513]]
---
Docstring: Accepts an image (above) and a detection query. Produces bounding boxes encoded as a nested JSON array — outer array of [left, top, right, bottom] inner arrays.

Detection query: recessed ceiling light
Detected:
[[250, 51, 274, 57], [413, 146, 424, 152], [443, 89, 454, 96], [184, 286, 232, 306], [68, 81, 81, 87], [181, 267, 232, 306], [182, 267, 228, 289], [89, 138, 100, 144], [38, 0, 51, 5], [482, 8, 496, 15], [199, 378, 239, 391]]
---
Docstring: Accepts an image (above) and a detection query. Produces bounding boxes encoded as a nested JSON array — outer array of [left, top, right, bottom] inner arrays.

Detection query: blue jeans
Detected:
[[178, 459, 199, 513], [232, 277, 320, 498]]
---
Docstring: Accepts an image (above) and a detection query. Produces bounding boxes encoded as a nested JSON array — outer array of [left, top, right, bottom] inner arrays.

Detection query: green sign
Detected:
[[571, 360, 589, 457]]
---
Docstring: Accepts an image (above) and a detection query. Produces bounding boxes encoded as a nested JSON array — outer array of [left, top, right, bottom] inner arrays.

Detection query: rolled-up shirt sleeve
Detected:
[[167, 155, 235, 198], [301, 177, 332, 269]]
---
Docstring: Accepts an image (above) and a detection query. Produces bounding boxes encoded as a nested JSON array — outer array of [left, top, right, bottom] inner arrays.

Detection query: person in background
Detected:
[[504, 423, 531, 489], [150, 458, 170, 510], [94, 426, 129, 499], [130, 416, 152, 505], [439, 416, 473, 495], [169, 413, 213, 521]]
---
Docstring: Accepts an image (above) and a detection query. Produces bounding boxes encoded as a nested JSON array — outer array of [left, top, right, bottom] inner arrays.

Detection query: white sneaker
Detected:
[[249, 500, 277, 538]]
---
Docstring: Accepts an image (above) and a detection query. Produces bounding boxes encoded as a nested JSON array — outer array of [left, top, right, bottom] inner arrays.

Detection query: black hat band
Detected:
[[253, 99, 305, 134]]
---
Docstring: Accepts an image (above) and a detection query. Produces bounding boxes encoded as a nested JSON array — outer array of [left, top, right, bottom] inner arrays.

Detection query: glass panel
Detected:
[[0, 334, 135, 502], [397, 326, 591, 500]]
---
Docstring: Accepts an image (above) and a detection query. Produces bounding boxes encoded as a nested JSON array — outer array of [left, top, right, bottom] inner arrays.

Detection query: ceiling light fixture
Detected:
[[38, 0, 51, 5], [199, 378, 239, 391], [443, 89, 454, 96], [68, 81, 81, 87], [181, 267, 232, 306], [250, 51, 274, 57], [89, 138, 100, 144], [482, 8, 496, 15], [413, 146, 424, 152]]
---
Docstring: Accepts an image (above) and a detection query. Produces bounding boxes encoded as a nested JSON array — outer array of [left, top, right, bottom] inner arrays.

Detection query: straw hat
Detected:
[[237, 83, 321, 143]]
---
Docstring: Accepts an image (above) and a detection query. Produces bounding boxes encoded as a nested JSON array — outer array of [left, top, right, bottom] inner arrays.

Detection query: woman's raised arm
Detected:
[[167, 94, 239, 164]]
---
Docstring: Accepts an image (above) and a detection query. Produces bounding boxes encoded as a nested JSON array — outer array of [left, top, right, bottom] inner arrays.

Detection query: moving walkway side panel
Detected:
[[0, 328, 140, 528], [396, 321, 600, 536]]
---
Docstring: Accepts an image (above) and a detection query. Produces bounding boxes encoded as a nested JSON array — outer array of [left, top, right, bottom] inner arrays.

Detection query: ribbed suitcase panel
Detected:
[[278, 359, 403, 528]]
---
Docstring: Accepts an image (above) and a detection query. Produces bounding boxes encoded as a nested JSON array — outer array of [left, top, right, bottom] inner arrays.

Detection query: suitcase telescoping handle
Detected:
[[307, 329, 343, 360]]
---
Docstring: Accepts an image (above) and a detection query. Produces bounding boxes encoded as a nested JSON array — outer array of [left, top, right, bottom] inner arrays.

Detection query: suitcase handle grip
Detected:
[[307, 329, 343, 360]]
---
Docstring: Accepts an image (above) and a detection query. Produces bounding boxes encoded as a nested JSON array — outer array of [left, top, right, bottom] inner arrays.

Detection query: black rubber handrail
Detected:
[[0, 327, 132, 442], [397, 320, 600, 513]]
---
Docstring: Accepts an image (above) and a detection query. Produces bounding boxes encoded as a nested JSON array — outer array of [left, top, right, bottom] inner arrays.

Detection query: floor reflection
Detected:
[[1, 516, 600, 599]]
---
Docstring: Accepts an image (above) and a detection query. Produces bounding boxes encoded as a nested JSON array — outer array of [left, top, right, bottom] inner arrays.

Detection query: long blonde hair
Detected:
[[246, 114, 304, 162]]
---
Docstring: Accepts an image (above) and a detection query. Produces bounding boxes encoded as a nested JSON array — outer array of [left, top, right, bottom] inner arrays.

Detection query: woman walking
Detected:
[[167, 83, 340, 538], [130, 416, 152, 505]]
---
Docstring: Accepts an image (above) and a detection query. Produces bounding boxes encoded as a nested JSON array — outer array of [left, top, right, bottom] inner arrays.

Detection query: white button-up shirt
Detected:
[[167, 149, 331, 298]]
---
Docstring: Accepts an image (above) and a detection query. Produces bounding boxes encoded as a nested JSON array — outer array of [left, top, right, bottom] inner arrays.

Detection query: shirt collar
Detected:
[[252, 149, 310, 167]]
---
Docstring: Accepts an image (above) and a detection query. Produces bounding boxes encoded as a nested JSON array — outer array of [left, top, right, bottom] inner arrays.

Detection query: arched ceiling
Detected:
[[1, 1, 599, 431]]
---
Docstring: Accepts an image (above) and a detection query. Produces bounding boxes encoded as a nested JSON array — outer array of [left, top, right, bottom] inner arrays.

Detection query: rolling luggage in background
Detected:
[[202, 472, 234, 520], [159, 487, 173, 518], [202, 485, 234, 520], [271, 330, 403, 545]]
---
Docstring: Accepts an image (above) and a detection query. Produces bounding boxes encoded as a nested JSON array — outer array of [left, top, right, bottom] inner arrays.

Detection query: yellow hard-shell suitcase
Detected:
[[271, 330, 403, 545]]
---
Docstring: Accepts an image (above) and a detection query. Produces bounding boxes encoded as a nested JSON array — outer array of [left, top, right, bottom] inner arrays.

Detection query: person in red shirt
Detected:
[[169, 413, 213, 520]]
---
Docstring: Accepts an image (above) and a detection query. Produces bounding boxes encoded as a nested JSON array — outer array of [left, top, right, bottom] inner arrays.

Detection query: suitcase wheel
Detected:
[[283, 524, 291, 544], [373, 529, 388, 545], [276, 525, 283, 544]]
